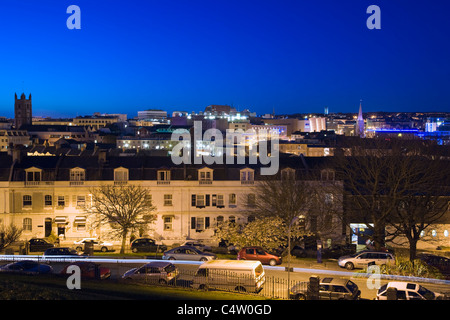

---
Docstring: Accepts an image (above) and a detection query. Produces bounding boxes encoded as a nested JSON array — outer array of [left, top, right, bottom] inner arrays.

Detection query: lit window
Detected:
[[23, 195, 32, 207], [114, 167, 129, 183], [70, 168, 85, 181], [157, 170, 171, 184], [57, 196, 65, 207], [198, 168, 213, 184], [44, 195, 52, 207], [240, 168, 255, 184], [164, 194, 173, 206], [229, 193, 237, 206], [163, 216, 173, 231], [76, 196, 86, 208], [23, 218, 32, 231]]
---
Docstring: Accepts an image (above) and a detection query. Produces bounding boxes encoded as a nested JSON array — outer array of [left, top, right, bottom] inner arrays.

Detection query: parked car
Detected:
[[377, 281, 446, 300], [418, 253, 450, 279], [162, 246, 216, 262], [43, 247, 81, 257], [28, 238, 54, 252], [122, 261, 179, 284], [60, 261, 111, 280], [73, 238, 114, 252], [338, 250, 395, 270], [290, 245, 308, 258], [289, 277, 361, 300], [0, 260, 53, 275], [182, 241, 212, 252], [130, 238, 167, 253], [237, 246, 282, 266], [322, 244, 356, 259], [218, 240, 240, 254]]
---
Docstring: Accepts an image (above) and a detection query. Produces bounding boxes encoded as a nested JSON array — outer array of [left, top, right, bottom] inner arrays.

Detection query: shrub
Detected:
[[380, 257, 445, 279]]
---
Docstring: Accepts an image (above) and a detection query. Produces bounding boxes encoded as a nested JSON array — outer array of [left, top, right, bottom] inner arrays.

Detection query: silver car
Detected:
[[74, 238, 114, 252], [162, 246, 216, 262], [338, 251, 394, 270], [122, 261, 179, 284]]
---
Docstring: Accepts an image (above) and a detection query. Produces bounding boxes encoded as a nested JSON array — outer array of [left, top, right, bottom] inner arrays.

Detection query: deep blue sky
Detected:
[[0, 0, 449, 118]]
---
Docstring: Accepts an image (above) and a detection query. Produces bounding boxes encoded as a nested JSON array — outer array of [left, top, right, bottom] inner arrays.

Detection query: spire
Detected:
[[356, 99, 365, 138], [358, 99, 363, 121]]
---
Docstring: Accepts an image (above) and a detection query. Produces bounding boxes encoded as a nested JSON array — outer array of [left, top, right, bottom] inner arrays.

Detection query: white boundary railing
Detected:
[[0, 255, 449, 286]]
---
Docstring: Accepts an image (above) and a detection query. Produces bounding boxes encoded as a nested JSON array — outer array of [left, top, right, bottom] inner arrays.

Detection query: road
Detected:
[[1, 255, 449, 300], [40, 258, 450, 300]]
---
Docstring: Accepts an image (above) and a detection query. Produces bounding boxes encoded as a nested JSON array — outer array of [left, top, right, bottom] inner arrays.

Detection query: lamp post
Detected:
[[287, 216, 299, 296]]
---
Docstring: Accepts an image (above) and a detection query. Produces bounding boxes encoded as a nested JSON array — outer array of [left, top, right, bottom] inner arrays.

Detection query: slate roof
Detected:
[[0, 152, 332, 182]]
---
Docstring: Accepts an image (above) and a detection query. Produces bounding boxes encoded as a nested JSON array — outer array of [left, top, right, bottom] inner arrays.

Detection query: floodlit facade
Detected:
[[0, 152, 344, 247]]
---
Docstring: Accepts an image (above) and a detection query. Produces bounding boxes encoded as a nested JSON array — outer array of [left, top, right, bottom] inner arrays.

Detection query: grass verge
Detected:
[[0, 273, 268, 300]]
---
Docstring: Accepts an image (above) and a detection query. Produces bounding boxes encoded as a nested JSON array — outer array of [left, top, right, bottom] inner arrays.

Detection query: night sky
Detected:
[[0, 0, 449, 118]]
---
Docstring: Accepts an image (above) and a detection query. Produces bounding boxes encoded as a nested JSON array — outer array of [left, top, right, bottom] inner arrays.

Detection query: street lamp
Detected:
[[287, 216, 299, 296]]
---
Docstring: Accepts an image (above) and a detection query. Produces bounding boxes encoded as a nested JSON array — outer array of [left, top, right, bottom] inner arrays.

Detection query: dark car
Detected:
[[290, 277, 361, 300], [237, 246, 282, 266], [182, 241, 212, 252], [0, 260, 53, 275], [60, 262, 111, 280], [43, 247, 80, 257], [130, 238, 167, 253], [322, 244, 357, 259], [28, 238, 54, 252], [418, 253, 450, 279]]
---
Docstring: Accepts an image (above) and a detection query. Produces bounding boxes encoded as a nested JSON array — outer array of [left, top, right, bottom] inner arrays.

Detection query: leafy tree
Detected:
[[214, 217, 309, 252]]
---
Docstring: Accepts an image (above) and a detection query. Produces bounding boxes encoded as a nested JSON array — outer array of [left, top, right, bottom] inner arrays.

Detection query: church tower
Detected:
[[356, 100, 365, 138], [14, 93, 32, 129]]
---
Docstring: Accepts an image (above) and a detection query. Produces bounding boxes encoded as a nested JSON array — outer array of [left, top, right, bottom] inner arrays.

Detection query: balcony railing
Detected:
[[25, 181, 55, 186], [157, 180, 171, 185], [69, 181, 84, 186]]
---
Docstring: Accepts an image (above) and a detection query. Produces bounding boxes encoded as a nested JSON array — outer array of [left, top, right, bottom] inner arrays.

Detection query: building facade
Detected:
[[0, 152, 344, 247]]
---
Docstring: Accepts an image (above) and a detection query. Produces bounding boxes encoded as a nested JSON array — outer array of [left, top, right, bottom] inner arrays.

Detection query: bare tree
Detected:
[[241, 170, 319, 251], [384, 144, 449, 261], [333, 138, 449, 258], [88, 185, 156, 254], [0, 223, 22, 252]]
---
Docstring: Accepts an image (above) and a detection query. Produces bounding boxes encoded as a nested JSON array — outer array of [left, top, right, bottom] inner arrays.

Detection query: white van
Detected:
[[192, 260, 265, 293]]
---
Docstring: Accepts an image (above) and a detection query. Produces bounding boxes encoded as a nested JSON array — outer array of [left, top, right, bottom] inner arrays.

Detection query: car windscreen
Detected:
[[346, 280, 358, 293], [164, 264, 177, 273], [418, 285, 435, 300], [378, 284, 388, 294]]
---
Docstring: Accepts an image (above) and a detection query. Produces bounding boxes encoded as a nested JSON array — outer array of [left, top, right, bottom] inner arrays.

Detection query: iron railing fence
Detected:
[[120, 268, 308, 300]]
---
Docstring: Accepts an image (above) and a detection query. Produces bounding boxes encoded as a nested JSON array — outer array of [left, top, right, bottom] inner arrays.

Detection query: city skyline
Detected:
[[1, 0, 449, 118]]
